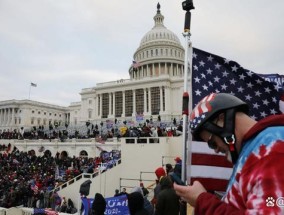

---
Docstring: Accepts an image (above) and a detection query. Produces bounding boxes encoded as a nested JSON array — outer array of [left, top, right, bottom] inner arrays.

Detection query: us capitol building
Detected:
[[0, 4, 186, 132]]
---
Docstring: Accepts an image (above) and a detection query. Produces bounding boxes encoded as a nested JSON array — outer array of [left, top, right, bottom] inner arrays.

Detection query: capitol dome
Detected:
[[129, 3, 185, 80], [139, 15, 182, 47]]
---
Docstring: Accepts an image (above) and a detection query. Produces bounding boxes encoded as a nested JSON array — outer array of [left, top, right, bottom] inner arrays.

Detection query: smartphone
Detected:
[[169, 172, 186, 186]]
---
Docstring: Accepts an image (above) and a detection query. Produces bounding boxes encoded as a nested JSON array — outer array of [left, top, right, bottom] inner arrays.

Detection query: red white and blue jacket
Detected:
[[195, 114, 284, 215]]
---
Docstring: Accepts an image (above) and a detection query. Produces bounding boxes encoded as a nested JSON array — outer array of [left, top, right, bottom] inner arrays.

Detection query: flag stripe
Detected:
[[192, 153, 232, 168], [190, 165, 232, 179], [189, 141, 232, 192], [191, 177, 229, 192]]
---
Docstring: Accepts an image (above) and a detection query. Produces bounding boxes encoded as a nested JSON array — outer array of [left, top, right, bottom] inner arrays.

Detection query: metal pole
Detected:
[[181, 0, 194, 186], [181, 1, 194, 214], [182, 31, 190, 184], [28, 84, 31, 100]]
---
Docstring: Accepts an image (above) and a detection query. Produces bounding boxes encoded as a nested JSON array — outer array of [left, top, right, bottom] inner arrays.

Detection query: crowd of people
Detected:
[[86, 157, 183, 215], [0, 118, 183, 141], [0, 144, 121, 212]]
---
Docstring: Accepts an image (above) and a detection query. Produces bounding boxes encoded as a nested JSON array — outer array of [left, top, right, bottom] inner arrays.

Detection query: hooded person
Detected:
[[90, 193, 106, 215], [128, 191, 149, 215], [155, 176, 180, 215], [151, 167, 166, 207], [131, 187, 154, 215]]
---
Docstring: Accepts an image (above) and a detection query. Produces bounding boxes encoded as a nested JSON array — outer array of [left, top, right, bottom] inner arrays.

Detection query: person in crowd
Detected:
[[173, 157, 182, 179], [114, 189, 120, 197], [55, 192, 62, 211], [66, 198, 76, 214], [151, 167, 166, 209], [90, 193, 106, 215], [165, 163, 173, 176], [128, 191, 150, 215], [43, 189, 50, 208], [131, 186, 154, 215], [155, 176, 180, 215], [140, 182, 149, 197], [59, 196, 67, 212], [119, 187, 128, 196], [174, 93, 284, 214], [150, 127, 159, 143]]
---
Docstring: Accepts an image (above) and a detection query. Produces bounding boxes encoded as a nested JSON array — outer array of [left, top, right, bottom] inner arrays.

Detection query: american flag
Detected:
[[191, 48, 283, 120], [189, 141, 233, 192], [190, 93, 215, 126], [31, 82, 37, 87], [132, 60, 140, 69], [189, 48, 283, 192]]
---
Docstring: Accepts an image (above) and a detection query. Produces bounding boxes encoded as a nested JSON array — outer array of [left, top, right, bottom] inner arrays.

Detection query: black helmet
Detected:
[[189, 93, 249, 164], [189, 93, 249, 141]]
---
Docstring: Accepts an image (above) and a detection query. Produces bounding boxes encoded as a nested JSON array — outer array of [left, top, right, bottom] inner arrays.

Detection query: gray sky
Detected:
[[0, 0, 283, 106]]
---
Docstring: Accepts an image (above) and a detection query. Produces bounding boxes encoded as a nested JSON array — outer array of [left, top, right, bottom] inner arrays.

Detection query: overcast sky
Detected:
[[0, 0, 283, 106]]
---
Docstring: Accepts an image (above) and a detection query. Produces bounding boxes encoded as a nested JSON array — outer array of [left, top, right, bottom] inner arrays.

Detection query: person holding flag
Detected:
[[174, 93, 284, 214]]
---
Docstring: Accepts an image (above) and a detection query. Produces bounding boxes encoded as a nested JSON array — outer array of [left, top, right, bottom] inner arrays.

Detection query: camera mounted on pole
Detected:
[[182, 0, 195, 33]]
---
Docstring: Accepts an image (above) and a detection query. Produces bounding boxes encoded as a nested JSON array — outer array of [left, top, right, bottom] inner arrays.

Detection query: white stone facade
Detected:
[[0, 100, 69, 131]]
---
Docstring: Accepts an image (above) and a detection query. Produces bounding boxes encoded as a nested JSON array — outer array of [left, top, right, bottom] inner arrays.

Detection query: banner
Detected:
[[258, 73, 284, 90], [81, 194, 130, 215], [136, 113, 144, 123]]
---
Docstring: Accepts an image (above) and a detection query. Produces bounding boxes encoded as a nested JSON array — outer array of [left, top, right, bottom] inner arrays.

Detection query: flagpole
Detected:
[[180, 1, 194, 215], [29, 83, 31, 100], [181, 0, 194, 185]]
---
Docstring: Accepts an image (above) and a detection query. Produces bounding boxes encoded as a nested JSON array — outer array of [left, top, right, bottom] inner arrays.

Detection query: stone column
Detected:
[[165, 87, 171, 112], [4, 109, 7, 125], [132, 90, 136, 116], [122, 91, 125, 117], [108, 93, 112, 117], [146, 65, 149, 77], [160, 87, 163, 113], [0, 109, 2, 124], [113, 92, 116, 117], [148, 88, 152, 114], [11, 108, 15, 126], [100, 94, 103, 118], [143, 88, 147, 114]]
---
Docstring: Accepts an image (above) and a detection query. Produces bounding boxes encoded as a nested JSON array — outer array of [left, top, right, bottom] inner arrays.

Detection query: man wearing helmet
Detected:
[[174, 93, 284, 214]]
